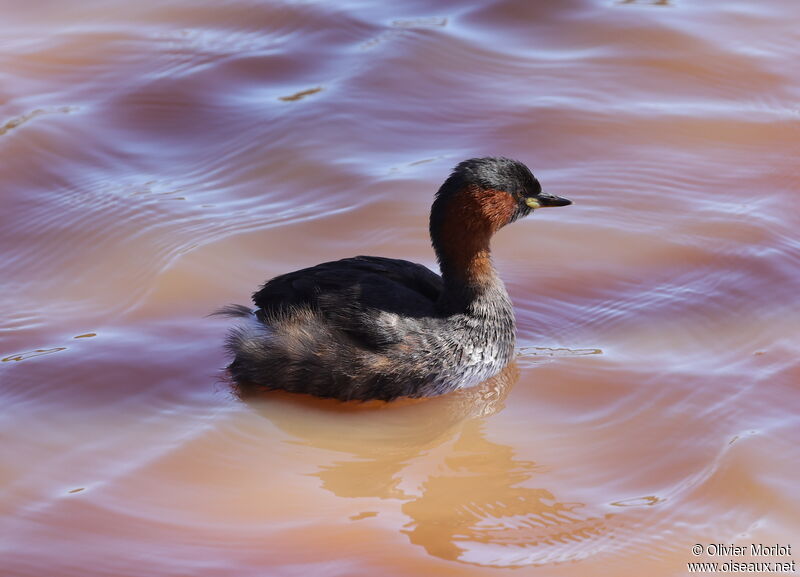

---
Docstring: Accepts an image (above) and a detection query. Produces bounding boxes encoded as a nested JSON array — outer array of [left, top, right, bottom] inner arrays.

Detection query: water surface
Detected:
[[1, 1, 799, 575]]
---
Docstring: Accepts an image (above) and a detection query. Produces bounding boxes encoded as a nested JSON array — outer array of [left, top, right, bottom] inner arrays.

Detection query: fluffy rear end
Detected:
[[216, 304, 360, 398]]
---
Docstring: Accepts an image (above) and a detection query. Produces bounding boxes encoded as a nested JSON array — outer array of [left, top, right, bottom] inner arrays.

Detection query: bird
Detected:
[[217, 157, 572, 401]]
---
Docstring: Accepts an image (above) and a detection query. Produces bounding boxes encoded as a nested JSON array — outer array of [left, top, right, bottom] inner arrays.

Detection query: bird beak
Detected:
[[525, 192, 572, 209]]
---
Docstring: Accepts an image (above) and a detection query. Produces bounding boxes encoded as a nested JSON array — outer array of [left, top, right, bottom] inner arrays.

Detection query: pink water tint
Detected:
[[1, 0, 799, 575]]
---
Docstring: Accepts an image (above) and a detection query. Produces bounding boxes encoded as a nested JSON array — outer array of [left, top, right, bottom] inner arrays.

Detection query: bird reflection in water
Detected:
[[233, 363, 613, 568]]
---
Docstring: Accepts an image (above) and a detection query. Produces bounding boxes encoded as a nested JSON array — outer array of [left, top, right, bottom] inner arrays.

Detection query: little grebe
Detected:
[[219, 157, 571, 401]]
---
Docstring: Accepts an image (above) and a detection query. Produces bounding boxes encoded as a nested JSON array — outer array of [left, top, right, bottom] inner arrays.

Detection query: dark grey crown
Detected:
[[445, 157, 542, 199]]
